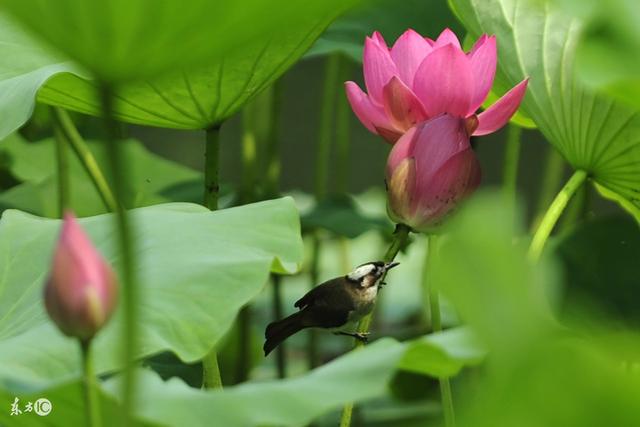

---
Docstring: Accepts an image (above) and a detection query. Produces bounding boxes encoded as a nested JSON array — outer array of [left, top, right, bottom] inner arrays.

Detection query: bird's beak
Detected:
[[384, 262, 400, 271]]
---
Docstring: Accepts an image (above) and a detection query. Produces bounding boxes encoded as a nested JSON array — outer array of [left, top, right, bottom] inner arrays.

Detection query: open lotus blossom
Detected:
[[44, 212, 118, 341], [346, 28, 529, 143], [386, 114, 481, 230]]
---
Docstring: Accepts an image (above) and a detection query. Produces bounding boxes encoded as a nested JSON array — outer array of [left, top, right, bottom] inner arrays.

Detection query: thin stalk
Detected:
[[315, 54, 340, 200], [264, 81, 287, 377], [80, 340, 102, 427], [235, 306, 251, 383], [99, 83, 137, 427], [502, 124, 522, 205], [240, 106, 257, 204], [529, 170, 587, 262], [52, 107, 118, 212], [272, 275, 286, 378], [203, 126, 221, 211], [335, 56, 351, 195], [307, 56, 341, 369], [52, 116, 70, 217], [532, 145, 565, 230], [233, 100, 259, 384], [336, 58, 353, 278], [201, 125, 224, 389], [264, 80, 282, 200], [308, 233, 321, 369], [340, 224, 411, 427], [426, 235, 455, 427]]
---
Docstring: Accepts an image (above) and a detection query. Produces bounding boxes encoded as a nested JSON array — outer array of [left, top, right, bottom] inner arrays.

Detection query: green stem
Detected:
[[235, 306, 251, 384], [99, 83, 137, 427], [357, 224, 410, 335], [307, 233, 321, 369], [272, 275, 286, 378], [529, 170, 587, 262], [315, 54, 340, 200], [201, 125, 224, 389], [335, 56, 351, 195], [203, 126, 221, 211], [240, 106, 257, 204], [502, 124, 522, 205], [52, 115, 70, 218], [340, 223, 411, 427], [532, 145, 565, 230], [80, 340, 102, 427], [426, 235, 455, 427], [264, 80, 282, 199], [264, 81, 287, 377], [307, 56, 340, 370], [52, 107, 118, 213]]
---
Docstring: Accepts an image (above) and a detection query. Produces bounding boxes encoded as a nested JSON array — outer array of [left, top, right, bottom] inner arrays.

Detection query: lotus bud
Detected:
[[386, 114, 481, 230], [44, 212, 118, 341]]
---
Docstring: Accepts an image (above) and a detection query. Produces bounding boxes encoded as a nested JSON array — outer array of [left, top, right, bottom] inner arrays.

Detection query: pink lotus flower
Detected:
[[346, 28, 528, 143], [44, 212, 118, 341], [386, 114, 481, 230]]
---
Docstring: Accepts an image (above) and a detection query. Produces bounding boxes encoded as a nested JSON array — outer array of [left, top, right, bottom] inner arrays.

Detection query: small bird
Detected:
[[263, 261, 400, 356]]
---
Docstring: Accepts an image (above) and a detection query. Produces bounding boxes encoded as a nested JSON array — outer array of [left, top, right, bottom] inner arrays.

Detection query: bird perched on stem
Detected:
[[263, 261, 400, 356]]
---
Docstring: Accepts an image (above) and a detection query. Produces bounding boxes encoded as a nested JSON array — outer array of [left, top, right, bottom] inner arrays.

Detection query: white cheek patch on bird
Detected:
[[347, 264, 376, 281]]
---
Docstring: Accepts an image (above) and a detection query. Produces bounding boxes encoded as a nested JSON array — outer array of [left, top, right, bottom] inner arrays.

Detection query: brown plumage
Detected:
[[264, 261, 399, 356]]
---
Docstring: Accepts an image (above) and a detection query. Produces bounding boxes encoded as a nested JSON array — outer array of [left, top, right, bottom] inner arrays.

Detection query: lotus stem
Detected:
[[340, 223, 411, 427], [98, 83, 138, 426], [52, 107, 118, 213], [52, 113, 70, 217], [201, 125, 224, 389], [529, 169, 587, 261], [80, 340, 102, 427]]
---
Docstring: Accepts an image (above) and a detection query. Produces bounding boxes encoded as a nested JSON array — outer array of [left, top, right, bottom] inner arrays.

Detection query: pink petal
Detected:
[[433, 28, 462, 50], [414, 147, 481, 228], [390, 29, 433, 87], [363, 34, 397, 104], [468, 35, 497, 113], [413, 44, 475, 118], [386, 126, 419, 175], [345, 81, 389, 132], [412, 115, 471, 191], [474, 78, 529, 136], [345, 81, 398, 142], [372, 31, 388, 47], [382, 76, 429, 132], [467, 34, 488, 56], [387, 157, 417, 224]]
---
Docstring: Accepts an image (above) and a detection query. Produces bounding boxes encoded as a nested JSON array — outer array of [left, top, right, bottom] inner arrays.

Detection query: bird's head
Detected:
[[346, 261, 400, 288]]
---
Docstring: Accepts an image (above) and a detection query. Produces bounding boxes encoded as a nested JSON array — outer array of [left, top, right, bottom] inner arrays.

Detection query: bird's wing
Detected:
[[294, 279, 355, 312]]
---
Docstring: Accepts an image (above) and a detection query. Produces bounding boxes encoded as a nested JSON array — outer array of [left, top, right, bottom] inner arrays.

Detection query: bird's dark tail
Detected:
[[264, 311, 305, 356]]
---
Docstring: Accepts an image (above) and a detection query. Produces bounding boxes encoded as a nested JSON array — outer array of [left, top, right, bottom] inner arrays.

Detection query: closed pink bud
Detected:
[[386, 114, 481, 230], [44, 212, 118, 341], [345, 28, 528, 143]]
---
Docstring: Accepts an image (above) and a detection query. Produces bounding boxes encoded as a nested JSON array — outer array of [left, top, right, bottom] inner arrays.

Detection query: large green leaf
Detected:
[[398, 327, 486, 378], [0, 1, 350, 82], [110, 340, 404, 427], [431, 191, 640, 427], [0, 13, 84, 140], [0, 3, 356, 137], [0, 199, 303, 390], [0, 134, 200, 217], [449, 0, 640, 215]]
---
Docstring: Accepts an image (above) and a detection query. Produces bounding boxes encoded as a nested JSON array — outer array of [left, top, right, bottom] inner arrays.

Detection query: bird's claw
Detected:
[[334, 331, 370, 344], [354, 332, 370, 344]]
